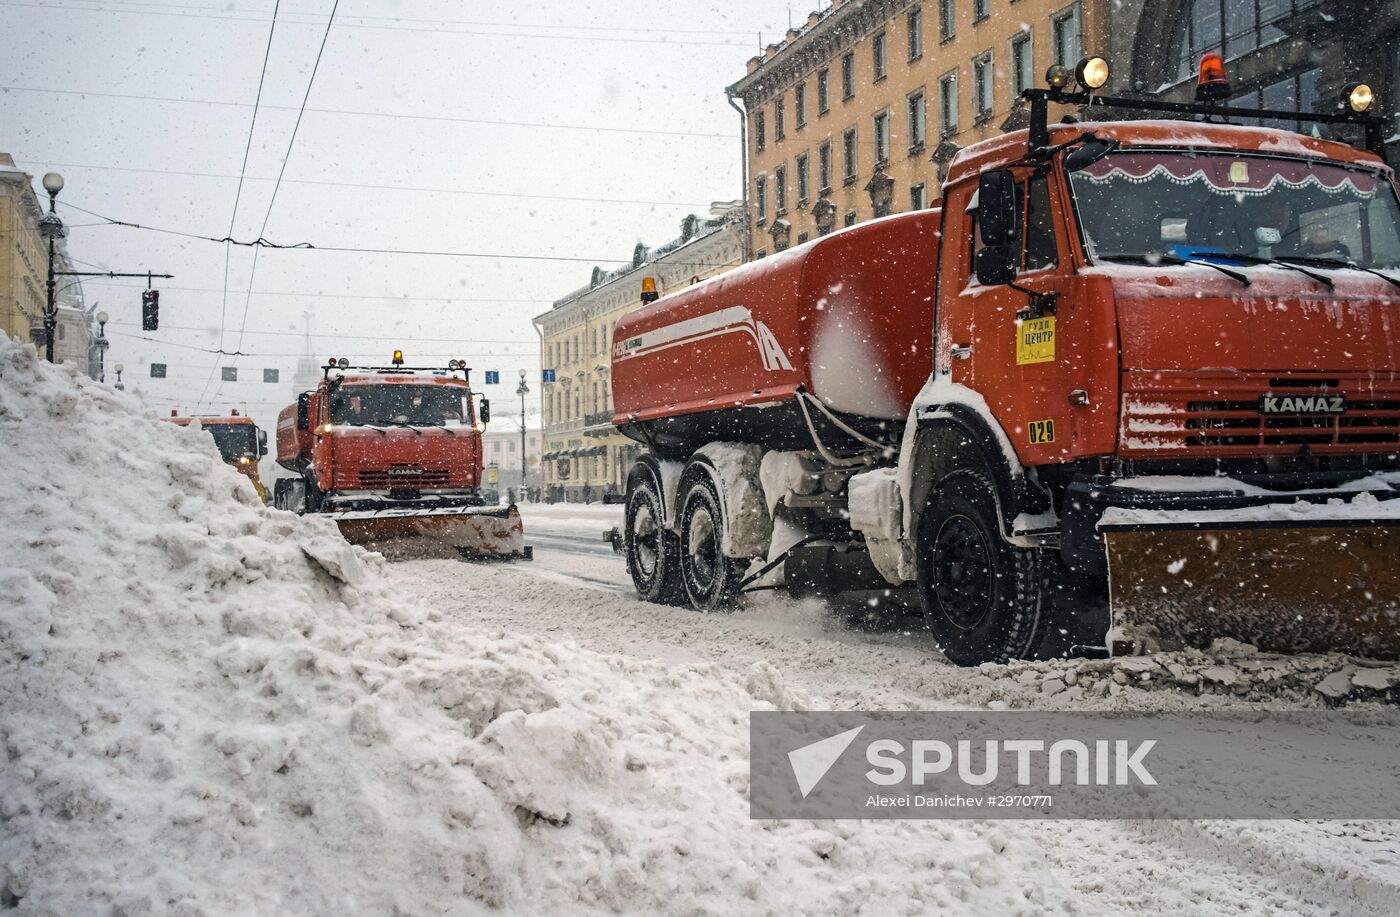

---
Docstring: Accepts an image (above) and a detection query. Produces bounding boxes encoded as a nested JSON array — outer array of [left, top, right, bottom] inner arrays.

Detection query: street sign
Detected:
[[149, 363, 167, 378], [221, 367, 237, 382], [263, 368, 279, 383], [542, 369, 556, 383], [484, 370, 500, 385]]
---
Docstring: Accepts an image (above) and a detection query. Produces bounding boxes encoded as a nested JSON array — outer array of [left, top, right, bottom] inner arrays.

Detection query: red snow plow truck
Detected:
[[273, 352, 527, 559], [609, 57, 1400, 665]]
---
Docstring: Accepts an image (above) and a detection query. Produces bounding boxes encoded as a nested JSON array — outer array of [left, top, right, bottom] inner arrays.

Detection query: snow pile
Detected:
[[0, 337, 1052, 915]]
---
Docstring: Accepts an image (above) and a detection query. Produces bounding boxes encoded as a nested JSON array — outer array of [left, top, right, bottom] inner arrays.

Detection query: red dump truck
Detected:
[[273, 352, 527, 558], [609, 56, 1400, 665]]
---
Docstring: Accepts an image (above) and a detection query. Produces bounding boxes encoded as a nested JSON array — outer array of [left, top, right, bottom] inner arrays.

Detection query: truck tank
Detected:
[[275, 399, 312, 473], [610, 210, 940, 455]]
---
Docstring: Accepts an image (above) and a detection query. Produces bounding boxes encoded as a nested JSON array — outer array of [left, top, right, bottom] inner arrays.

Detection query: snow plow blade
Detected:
[[331, 504, 529, 559], [1102, 519, 1400, 658]]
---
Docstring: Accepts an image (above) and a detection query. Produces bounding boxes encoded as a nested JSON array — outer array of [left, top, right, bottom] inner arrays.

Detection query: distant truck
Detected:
[[273, 352, 527, 558], [166, 409, 269, 503], [608, 55, 1400, 664]]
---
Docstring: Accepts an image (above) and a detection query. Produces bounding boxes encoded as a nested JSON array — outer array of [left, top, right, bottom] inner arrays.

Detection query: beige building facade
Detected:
[[481, 426, 543, 494], [534, 205, 743, 501], [0, 153, 47, 348], [728, 0, 1105, 253]]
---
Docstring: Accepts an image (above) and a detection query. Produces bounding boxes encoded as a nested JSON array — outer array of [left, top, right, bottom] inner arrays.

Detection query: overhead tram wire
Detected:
[[0, 2, 761, 46], [0, 87, 737, 141], [219, 0, 280, 355], [58, 202, 747, 270], [25, 158, 720, 208], [205, 0, 339, 409], [41, 0, 761, 36], [79, 279, 551, 304]]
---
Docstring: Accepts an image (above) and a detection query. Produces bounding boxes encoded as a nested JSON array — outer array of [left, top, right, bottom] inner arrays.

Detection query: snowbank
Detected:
[[0, 337, 1051, 915]]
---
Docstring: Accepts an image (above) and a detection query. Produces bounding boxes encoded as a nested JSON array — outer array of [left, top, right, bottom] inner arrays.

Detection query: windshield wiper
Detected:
[[1099, 253, 1250, 287], [1273, 255, 1400, 292], [343, 420, 387, 436], [386, 420, 423, 436], [1187, 250, 1334, 292]]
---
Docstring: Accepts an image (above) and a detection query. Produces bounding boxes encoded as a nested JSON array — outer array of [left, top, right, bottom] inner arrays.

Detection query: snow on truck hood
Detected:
[[0, 337, 1049, 914]]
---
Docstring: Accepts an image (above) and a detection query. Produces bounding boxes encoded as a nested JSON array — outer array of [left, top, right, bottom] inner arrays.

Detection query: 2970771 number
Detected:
[[1028, 419, 1056, 444]]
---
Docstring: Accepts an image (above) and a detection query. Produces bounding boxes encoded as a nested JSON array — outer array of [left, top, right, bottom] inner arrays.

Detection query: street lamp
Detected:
[[516, 368, 530, 501], [114, 363, 125, 391], [95, 309, 109, 382], [39, 172, 65, 363]]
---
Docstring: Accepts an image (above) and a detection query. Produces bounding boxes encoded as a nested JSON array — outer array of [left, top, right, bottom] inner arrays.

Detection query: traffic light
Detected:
[[141, 289, 160, 331]]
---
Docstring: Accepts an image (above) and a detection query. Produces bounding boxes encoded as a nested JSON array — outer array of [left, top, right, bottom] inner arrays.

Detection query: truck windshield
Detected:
[[330, 384, 472, 427], [1068, 151, 1400, 270], [204, 424, 258, 462]]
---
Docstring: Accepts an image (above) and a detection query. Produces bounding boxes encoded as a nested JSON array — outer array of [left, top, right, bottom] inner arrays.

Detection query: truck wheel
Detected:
[[678, 474, 746, 611], [624, 477, 683, 604], [915, 472, 1051, 666]]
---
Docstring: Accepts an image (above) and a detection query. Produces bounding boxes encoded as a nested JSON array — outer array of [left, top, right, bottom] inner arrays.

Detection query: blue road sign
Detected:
[[542, 369, 556, 383], [484, 370, 500, 385]]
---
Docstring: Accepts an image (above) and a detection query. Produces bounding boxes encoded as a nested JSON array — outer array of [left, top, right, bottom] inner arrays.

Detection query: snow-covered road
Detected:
[[392, 502, 1400, 916]]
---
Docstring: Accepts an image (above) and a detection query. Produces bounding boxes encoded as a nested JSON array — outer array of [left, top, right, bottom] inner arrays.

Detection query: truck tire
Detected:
[[624, 477, 684, 604], [915, 471, 1055, 666], [678, 474, 746, 611]]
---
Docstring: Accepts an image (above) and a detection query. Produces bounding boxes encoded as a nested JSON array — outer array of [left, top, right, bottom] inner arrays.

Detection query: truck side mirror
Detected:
[[258, 429, 268, 456], [479, 398, 490, 424], [296, 393, 310, 431], [1064, 138, 1119, 172], [975, 170, 1019, 287]]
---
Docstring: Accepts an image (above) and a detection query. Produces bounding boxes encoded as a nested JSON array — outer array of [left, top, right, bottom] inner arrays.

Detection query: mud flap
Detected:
[[331, 503, 528, 560], [1101, 520, 1400, 659]]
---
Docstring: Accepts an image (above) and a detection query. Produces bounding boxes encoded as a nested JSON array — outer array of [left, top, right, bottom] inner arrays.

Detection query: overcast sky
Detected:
[[1, 0, 799, 431]]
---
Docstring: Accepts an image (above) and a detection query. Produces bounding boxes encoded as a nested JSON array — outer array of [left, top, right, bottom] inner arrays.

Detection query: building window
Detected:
[[939, 70, 959, 135], [873, 31, 887, 81], [1011, 31, 1033, 96], [797, 231, 810, 245], [796, 152, 810, 205], [873, 110, 890, 165], [795, 82, 807, 127], [974, 53, 994, 121], [908, 7, 924, 60], [775, 164, 788, 213], [908, 88, 927, 151], [818, 68, 830, 113], [974, 0, 989, 23], [756, 175, 767, 223], [911, 183, 927, 210], [754, 110, 766, 151], [1229, 68, 1321, 133], [844, 210, 858, 228], [842, 51, 856, 100], [818, 140, 833, 193], [939, 0, 955, 42], [775, 97, 786, 141], [1052, 2, 1082, 68], [843, 127, 858, 182], [1170, 0, 1307, 80]]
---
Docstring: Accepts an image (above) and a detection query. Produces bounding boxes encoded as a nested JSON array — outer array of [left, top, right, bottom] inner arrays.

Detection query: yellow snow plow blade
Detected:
[[1102, 521, 1400, 658], [331, 503, 529, 559]]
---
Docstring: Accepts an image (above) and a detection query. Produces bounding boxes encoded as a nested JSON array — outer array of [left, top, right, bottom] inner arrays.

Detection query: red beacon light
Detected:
[[1195, 52, 1230, 103]]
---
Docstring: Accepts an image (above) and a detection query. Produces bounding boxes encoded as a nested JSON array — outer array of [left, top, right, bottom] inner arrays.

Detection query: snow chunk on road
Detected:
[[0, 337, 1051, 914]]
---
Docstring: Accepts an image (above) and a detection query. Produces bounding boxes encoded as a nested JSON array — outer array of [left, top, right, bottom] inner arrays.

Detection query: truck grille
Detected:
[[356, 464, 452, 488], [1122, 373, 1400, 456]]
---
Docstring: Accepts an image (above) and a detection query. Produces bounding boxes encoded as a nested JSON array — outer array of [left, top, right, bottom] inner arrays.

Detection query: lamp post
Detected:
[[39, 172, 65, 363], [95, 310, 109, 382], [114, 363, 124, 391], [516, 368, 530, 499]]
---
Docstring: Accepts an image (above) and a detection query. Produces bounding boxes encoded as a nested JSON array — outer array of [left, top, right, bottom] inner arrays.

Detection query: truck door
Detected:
[[957, 170, 1088, 465]]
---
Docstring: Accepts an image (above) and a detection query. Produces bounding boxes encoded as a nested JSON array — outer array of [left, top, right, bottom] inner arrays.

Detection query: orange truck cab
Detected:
[[165, 410, 269, 502], [608, 57, 1400, 665], [273, 355, 489, 515]]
